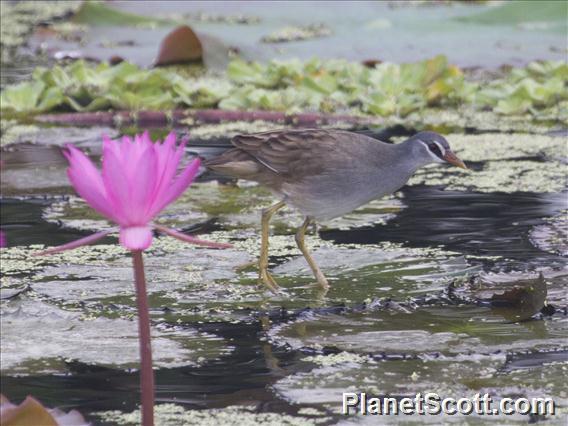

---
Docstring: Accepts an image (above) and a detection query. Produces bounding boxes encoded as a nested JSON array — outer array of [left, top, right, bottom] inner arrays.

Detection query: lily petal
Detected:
[[102, 144, 132, 225], [33, 230, 113, 256], [129, 146, 158, 223], [152, 158, 201, 216], [64, 145, 117, 222], [154, 224, 232, 249]]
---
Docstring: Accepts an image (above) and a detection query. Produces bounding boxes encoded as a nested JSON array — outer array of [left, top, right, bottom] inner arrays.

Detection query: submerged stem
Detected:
[[132, 250, 154, 426]]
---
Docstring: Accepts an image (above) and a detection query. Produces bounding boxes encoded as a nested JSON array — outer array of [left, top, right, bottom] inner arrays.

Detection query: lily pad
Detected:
[[268, 305, 568, 356], [530, 212, 568, 257], [459, 0, 567, 29], [72, 1, 170, 28], [0, 299, 232, 375], [273, 351, 567, 423]]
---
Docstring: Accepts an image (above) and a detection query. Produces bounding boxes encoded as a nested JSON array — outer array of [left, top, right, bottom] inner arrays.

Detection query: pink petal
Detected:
[[151, 158, 201, 216], [129, 145, 157, 223], [63, 145, 117, 221], [33, 230, 113, 256], [146, 135, 183, 216], [119, 226, 153, 251], [102, 144, 132, 225], [154, 224, 232, 249]]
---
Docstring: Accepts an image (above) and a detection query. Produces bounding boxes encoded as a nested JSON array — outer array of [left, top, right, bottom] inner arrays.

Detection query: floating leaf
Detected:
[[488, 273, 547, 313], [72, 0, 169, 27], [1, 57, 566, 120], [464, 273, 549, 322], [458, 0, 567, 28], [0, 81, 45, 113], [495, 97, 532, 115]]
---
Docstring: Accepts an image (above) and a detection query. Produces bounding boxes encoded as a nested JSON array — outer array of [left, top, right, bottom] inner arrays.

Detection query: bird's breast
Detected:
[[281, 164, 412, 221]]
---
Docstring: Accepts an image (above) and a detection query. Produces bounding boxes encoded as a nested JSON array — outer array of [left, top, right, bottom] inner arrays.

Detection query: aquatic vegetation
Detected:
[[260, 24, 333, 43], [96, 404, 325, 426], [1, 1, 566, 422], [1, 299, 231, 375], [1, 58, 566, 123], [0, 120, 40, 147], [459, 0, 567, 30], [409, 133, 567, 193], [0, 1, 80, 62], [72, 1, 170, 28], [530, 212, 568, 257]]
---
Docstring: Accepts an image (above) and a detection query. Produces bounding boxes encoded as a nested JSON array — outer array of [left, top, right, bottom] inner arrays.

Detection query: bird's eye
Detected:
[[427, 142, 443, 158]]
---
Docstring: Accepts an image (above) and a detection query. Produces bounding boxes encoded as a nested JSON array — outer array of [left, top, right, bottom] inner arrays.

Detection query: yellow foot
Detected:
[[316, 276, 330, 290], [259, 268, 280, 293]]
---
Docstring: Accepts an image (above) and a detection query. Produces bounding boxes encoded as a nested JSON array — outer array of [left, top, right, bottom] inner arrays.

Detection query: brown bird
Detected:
[[204, 129, 466, 292]]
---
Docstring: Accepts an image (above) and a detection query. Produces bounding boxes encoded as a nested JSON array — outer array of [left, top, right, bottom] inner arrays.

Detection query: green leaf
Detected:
[[458, 0, 567, 27], [364, 92, 397, 116], [227, 59, 266, 85], [36, 87, 65, 112], [301, 74, 337, 95], [72, 1, 170, 27], [66, 95, 111, 112], [0, 81, 45, 112], [218, 87, 255, 110], [173, 78, 233, 108], [495, 97, 532, 115]]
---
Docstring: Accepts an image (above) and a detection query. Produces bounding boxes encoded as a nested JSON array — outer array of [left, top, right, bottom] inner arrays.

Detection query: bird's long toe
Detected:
[[315, 273, 330, 290], [259, 268, 280, 293]]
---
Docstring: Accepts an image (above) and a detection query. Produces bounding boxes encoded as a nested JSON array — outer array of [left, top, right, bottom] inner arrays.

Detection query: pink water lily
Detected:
[[38, 132, 230, 254]]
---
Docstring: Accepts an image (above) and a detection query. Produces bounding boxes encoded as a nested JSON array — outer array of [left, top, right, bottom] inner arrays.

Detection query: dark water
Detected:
[[322, 187, 568, 271], [1, 185, 566, 424]]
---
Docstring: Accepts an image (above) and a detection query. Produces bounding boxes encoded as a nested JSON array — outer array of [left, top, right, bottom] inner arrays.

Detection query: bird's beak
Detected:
[[443, 150, 467, 169]]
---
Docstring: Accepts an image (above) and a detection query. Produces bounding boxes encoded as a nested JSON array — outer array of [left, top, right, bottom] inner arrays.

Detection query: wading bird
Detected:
[[205, 129, 467, 292]]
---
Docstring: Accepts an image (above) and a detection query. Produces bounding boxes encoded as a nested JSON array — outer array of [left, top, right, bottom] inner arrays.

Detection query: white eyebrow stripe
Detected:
[[434, 141, 446, 156]]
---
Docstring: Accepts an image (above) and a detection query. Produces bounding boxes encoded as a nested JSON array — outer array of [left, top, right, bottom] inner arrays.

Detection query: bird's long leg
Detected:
[[259, 200, 286, 292], [295, 217, 330, 289]]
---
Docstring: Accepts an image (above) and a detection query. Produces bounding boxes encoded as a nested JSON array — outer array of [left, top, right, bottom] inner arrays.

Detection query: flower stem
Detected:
[[132, 250, 154, 426]]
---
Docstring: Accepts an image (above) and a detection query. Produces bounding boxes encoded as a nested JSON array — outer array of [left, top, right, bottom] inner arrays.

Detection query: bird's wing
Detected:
[[231, 128, 344, 176]]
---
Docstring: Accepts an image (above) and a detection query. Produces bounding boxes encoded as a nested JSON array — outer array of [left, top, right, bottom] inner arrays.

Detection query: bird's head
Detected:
[[406, 131, 467, 169]]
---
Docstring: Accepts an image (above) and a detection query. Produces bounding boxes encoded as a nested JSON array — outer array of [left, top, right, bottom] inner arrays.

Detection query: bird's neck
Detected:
[[394, 140, 431, 175]]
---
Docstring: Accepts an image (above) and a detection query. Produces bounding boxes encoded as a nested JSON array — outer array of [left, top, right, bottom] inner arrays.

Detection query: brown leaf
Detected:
[[1, 395, 58, 426], [154, 25, 202, 66], [489, 272, 547, 315], [0, 395, 88, 426]]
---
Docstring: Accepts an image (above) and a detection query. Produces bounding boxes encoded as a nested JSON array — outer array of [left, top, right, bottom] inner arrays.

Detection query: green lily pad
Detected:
[[72, 1, 170, 27], [459, 0, 567, 29]]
